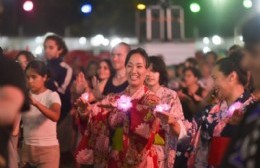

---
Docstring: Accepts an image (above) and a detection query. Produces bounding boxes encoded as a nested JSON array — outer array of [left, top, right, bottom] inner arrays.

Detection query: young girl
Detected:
[[20, 60, 61, 168]]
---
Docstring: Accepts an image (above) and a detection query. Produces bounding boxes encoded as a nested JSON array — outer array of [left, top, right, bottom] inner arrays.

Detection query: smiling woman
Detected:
[[74, 48, 162, 168], [125, 48, 150, 91], [186, 54, 255, 168]]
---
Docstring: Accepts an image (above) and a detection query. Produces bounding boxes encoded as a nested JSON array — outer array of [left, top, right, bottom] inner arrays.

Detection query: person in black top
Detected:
[[102, 42, 130, 95], [44, 35, 73, 122], [222, 14, 260, 168], [178, 67, 207, 121], [43, 35, 74, 162]]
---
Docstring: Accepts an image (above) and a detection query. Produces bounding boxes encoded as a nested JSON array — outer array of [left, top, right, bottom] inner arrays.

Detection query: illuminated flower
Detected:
[[81, 92, 89, 102], [116, 95, 132, 112], [154, 103, 171, 113], [227, 102, 242, 117]]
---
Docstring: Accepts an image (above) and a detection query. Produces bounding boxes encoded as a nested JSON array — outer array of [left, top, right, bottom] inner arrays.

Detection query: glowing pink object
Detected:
[[23, 1, 33, 12], [227, 102, 242, 117], [116, 95, 132, 112], [154, 103, 171, 113], [81, 93, 89, 102]]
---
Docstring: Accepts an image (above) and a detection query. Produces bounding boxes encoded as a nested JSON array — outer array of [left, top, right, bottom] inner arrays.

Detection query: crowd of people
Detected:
[[1, 14, 260, 168]]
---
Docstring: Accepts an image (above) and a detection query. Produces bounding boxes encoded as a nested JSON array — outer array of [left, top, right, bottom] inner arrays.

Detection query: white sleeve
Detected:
[[49, 91, 61, 106], [57, 62, 73, 94]]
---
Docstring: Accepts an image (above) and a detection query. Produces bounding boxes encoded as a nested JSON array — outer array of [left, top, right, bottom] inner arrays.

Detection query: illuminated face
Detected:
[[111, 45, 128, 70], [126, 53, 147, 88], [98, 61, 111, 80], [146, 65, 160, 87], [17, 55, 29, 70], [44, 39, 62, 60], [26, 68, 47, 94]]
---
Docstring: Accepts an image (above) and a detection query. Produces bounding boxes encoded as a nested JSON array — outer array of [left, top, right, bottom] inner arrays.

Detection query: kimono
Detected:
[[75, 85, 161, 168], [221, 100, 260, 168], [153, 86, 185, 168], [187, 91, 255, 168]]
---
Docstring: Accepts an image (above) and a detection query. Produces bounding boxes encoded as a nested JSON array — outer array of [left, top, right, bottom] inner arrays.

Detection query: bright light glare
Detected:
[[23, 1, 33, 12], [190, 3, 200, 13], [79, 37, 87, 45], [110, 38, 122, 47], [35, 46, 43, 55], [243, 0, 252, 9], [90, 34, 104, 46], [81, 4, 92, 14], [102, 38, 110, 46], [212, 35, 222, 45], [137, 3, 146, 10], [35, 36, 43, 43], [203, 37, 210, 44], [203, 47, 211, 53]]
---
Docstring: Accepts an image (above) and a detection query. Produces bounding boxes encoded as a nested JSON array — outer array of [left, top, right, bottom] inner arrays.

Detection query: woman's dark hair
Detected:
[[149, 56, 168, 86], [216, 52, 248, 86], [183, 67, 202, 79], [98, 59, 115, 78], [25, 60, 50, 78], [125, 48, 150, 68], [15, 50, 35, 62], [44, 35, 68, 56], [185, 57, 198, 68]]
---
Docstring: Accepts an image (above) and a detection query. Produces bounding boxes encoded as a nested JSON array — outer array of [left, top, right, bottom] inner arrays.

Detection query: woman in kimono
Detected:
[[187, 51, 256, 168], [75, 48, 161, 168], [145, 56, 186, 168]]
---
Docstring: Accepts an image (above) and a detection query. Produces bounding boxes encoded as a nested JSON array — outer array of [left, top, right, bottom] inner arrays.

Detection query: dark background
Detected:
[[0, 0, 253, 38]]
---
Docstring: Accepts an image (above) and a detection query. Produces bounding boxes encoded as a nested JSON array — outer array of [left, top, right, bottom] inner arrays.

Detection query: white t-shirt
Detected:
[[22, 89, 61, 146]]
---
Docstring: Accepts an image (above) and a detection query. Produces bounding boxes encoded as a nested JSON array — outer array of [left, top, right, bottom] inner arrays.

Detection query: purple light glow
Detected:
[[116, 95, 132, 112], [227, 102, 242, 117], [154, 103, 171, 113], [81, 92, 89, 102]]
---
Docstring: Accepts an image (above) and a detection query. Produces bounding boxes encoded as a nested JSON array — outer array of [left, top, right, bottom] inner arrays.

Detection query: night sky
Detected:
[[0, 0, 254, 38]]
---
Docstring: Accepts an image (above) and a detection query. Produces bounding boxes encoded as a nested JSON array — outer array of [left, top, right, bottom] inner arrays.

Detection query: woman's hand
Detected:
[[155, 112, 180, 136], [75, 72, 89, 94], [29, 95, 38, 107], [155, 112, 176, 125], [74, 96, 92, 119], [227, 109, 243, 125], [192, 94, 203, 102], [91, 76, 103, 100]]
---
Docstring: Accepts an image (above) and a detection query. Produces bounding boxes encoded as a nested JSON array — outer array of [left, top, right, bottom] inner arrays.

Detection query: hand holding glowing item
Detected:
[[116, 95, 132, 112], [227, 102, 244, 125], [81, 92, 89, 102], [154, 103, 171, 113], [154, 104, 172, 125], [227, 102, 242, 117], [74, 92, 91, 117]]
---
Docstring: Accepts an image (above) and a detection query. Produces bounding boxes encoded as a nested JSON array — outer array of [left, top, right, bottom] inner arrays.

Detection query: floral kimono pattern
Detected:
[[75, 94, 115, 167], [153, 86, 185, 168], [75, 85, 160, 168], [186, 91, 255, 168], [108, 86, 161, 168]]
